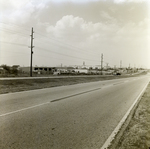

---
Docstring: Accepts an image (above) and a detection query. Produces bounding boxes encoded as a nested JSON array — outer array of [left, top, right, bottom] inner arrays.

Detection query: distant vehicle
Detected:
[[53, 71, 60, 75], [116, 73, 121, 75]]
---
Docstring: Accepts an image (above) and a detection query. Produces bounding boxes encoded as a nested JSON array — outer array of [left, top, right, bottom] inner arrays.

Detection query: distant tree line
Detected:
[[0, 64, 19, 75]]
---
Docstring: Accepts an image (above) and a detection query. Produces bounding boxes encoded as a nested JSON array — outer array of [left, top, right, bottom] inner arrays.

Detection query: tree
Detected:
[[1, 64, 11, 74], [11, 67, 18, 75]]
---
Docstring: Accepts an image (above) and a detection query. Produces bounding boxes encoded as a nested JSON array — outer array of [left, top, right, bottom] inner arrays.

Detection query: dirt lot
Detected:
[[114, 82, 150, 149]]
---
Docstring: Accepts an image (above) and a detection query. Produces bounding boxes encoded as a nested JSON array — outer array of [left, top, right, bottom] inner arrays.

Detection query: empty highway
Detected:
[[0, 75, 149, 149]]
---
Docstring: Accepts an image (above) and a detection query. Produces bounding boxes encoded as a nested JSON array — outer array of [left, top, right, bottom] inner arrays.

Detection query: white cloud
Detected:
[[128, 0, 148, 2], [48, 0, 100, 3], [0, 0, 149, 68], [0, 0, 48, 23], [46, 15, 118, 41], [114, 0, 149, 3], [8, 3, 35, 24], [114, 0, 126, 3]]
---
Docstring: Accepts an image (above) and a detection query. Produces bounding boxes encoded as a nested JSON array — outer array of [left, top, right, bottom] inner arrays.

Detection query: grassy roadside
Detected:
[[114, 82, 150, 149], [0, 73, 145, 94], [0, 75, 117, 94]]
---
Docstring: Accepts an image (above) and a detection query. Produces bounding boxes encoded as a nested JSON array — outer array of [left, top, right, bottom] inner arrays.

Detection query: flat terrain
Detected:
[[115, 82, 150, 149], [0, 73, 146, 94], [0, 76, 149, 149]]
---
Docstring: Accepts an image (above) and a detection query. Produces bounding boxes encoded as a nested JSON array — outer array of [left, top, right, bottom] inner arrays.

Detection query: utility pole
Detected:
[[106, 63, 109, 70], [30, 27, 34, 77], [101, 53, 103, 75], [120, 60, 122, 69]]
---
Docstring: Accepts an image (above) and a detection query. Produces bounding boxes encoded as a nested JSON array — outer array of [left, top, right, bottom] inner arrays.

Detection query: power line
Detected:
[[35, 38, 98, 59], [35, 32, 99, 57], [1, 23, 100, 59], [34, 53, 80, 64], [0, 41, 28, 47], [35, 38, 99, 61], [36, 46, 99, 63], [0, 54, 30, 58], [1, 25, 99, 59], [0, 26, 29, 37], [0, 40, 99, 63], [0, 22, 30, 32], [0, 23, 108, 67], [0, 42, 83, 63]]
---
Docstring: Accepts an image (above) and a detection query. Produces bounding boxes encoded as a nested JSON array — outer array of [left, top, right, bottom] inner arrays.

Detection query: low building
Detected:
[[34, 67, 55, 74], [74, 68, 88, 74], [20, 66, 55, 74], [88, 69, 100, 75]]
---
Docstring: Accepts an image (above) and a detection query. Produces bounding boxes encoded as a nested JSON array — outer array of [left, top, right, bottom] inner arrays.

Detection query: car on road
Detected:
[[116, 72, 121, 75]]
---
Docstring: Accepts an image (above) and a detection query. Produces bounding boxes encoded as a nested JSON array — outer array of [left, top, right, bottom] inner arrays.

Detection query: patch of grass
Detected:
[[117, 83, 150, 149], [0, 73, 146, 94]]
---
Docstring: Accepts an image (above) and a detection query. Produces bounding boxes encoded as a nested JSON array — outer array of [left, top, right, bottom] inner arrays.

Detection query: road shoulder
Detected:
[[108, 82, 150, 149]]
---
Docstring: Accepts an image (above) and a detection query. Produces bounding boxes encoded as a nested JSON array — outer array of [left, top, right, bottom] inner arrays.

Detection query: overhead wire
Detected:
[[0, 40, 100, 64], [0, 22, 30, 32], [1, 23, 99, 61], [0, 27, 30, 37], [0, 41, 28, 47], [0, 54, 30, 58], [29, 30, 101, 63], [34, 37, 99, 61], [34, 53, 74, 63], [1, 22, 100, 54], [0, 22, 106, 65], [35, 31, 100, 57], [0, 22, 109, 57], [35, 46, 99, 63]]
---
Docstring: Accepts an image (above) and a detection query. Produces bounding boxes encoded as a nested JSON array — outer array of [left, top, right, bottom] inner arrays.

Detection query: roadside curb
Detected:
[[101, 82, 149, 149]]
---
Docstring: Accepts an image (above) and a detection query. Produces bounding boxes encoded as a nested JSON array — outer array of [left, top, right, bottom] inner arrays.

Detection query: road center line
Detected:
[[51, 87, 101, 102], [0, 87, 102, 117], [0, 102, 50, 117], [113, 81, 124, 85]]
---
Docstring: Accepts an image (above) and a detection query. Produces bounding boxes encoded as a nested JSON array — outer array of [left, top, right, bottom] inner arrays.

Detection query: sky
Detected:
[[0, 0, 150, 68]]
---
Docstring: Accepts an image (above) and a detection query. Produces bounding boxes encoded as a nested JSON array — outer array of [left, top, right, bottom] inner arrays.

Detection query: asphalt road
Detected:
[[0, 76, 149, 149]]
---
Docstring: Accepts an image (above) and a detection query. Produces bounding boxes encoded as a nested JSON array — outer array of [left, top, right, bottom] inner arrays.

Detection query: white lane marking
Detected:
[[0, 102, 50, 117], [51, 87, 101, 102], [0, 78, 147, 117], [113, 81, 124, 86], [0, 87, 102, 117], [101, 81, 149, 149]]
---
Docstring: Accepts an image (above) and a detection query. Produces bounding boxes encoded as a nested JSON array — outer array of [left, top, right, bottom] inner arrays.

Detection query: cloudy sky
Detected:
[[0, 0, 150, 68]]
